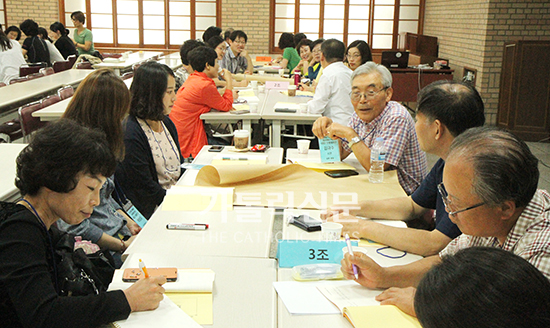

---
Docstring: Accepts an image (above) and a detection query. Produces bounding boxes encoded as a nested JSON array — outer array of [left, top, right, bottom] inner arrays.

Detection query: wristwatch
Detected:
[[348, 136, 362, 149]]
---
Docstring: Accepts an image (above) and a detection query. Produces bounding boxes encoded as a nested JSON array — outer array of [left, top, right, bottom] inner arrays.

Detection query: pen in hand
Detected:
[[345, 234, 359, 279], [139, 259, 150, 278]]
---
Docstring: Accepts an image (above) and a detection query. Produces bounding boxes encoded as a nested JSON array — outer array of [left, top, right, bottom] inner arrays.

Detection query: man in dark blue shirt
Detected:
[[325, 80, 485, 256]]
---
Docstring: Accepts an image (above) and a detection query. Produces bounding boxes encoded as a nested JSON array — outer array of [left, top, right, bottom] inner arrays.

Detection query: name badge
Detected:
[[266, 81, 289, 90], [319, 137, 340, 163], [276, 240, 357, 268], [123, 201, 148, 228]]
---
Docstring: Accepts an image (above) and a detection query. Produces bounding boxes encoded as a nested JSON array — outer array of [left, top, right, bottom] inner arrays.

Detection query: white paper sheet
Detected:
[[273, 281, 341, 315]]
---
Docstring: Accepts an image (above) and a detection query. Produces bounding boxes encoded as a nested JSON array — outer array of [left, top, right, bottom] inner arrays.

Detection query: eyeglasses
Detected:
[[437, 182, 485, 216], [233, 40, 246, 45], [347, 53, 361, 59], [312, 49, 321, 53], [350, 87, 387, 101]]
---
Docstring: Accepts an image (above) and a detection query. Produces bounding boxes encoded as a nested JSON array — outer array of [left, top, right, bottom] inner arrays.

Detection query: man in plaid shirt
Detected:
[[312, 62, 427, 195], [340, 127, 550, 317]]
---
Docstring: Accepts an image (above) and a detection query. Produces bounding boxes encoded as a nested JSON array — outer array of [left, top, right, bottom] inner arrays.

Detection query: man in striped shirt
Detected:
[[341, 127, 550, 316]]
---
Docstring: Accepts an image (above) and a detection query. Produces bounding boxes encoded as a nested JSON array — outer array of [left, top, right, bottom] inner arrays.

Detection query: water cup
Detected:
[[233, 130, 249, 150], [288, 85, 297, 97], [249, 102, 259, 113], [278, 68, 285, 76], [251, 80, 258, 88], [299, 103, 308, 114], [297, 139, 311, 154], [259, 70, 265, 75], [258, 85, 265, 93], [321, 222, 343, 241]]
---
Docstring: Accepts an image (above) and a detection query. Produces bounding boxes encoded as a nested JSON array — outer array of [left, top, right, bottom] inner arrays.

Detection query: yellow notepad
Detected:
[[165, 292, 213, 325], [344, 305, 421, 328]]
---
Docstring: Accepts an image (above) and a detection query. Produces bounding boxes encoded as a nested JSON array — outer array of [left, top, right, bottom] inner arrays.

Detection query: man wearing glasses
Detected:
[[220, 30, 253, 74], [313, 61, 427, 195], [324, 80, 485, 257], [341, 127, 550, 317]]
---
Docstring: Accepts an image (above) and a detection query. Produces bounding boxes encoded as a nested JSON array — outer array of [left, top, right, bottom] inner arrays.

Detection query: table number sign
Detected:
[[276, 240, 357, 268], [319, 137, 340, 163], [266, 81, 289, 90]]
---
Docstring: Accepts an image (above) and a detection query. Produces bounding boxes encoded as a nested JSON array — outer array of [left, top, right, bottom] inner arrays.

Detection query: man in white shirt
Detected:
[[307, 39, 354, 126]]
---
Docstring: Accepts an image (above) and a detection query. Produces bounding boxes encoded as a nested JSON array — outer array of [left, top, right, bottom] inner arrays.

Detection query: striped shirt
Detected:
[[440, 189, 550, 279], [341, 101, 427, 195]]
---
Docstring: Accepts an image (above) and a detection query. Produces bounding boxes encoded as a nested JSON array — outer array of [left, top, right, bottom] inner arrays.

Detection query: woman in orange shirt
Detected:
[[170, 46, 235, 158]]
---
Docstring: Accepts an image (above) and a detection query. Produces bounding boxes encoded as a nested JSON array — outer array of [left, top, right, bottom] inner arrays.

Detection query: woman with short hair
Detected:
[[0, 119, 165, 327], [71, 11, 95, 56], [20, 19, 50, 65]]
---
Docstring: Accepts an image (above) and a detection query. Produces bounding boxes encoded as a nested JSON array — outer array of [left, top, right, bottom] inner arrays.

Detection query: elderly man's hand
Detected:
[[341, 252, 386, 289], [326, 122, 357, 141], [376, 287, 417, 317], [312, 117, 333, 139]]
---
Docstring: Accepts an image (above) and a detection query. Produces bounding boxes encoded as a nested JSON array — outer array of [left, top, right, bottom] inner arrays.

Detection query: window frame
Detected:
[[58, 0, 221, 50], [269, 0, 425, 53], [1, 0, 7, 29]]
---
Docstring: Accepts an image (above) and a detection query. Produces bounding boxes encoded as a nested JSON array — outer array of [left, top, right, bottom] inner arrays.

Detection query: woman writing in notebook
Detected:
[[116, 62, 183, 219], [0, 120, 165, 327]]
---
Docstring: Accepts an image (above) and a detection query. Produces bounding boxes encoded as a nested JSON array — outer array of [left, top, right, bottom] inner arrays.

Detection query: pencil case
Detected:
[[292, 264, 344, 281]]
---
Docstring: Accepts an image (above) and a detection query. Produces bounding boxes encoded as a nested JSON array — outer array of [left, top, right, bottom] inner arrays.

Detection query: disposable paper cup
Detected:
[[259, 70, 265, 75], [342, 246, 369, 257], [321, 222, 343, 241], [297, 139, 311, 154], [233, 130, 249, 149], [258, 85, 265, 93], [299, 103, 308, 114], [288, 85, 297, 97], [251, 80, 258, 88], [279, 68, 285, 76], [249, 102, 259, 113]]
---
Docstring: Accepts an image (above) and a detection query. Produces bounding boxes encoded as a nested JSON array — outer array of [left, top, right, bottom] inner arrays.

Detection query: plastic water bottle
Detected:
[[369, 137, 386, 183]]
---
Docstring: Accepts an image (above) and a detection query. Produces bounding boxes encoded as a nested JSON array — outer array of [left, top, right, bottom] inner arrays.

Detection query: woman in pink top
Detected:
[[170, 46, 235, 158]]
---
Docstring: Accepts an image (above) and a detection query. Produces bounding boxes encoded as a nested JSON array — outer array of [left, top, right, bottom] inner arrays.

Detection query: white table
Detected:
[[277, 208, 418, 328], [122, 253, 277, 328], [32, 98, 71, 121], [285, 149, 368, 175], [34, 76, 133, 121], [261, 89, 320, 147], [199, 90, 266, 147], [161, 52, 182, 60], [0, 143, 27, 201], [0, 69, 93, 112], [178, 145, 284, 186], [158, 57, 183, 71], [177, 145, 284, 186], [123, 206, 276, 259], [93, 51, 164, 75]]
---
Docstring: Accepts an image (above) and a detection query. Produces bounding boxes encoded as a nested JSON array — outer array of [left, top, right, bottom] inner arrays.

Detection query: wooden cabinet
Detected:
[[497, 41, 550, 141]]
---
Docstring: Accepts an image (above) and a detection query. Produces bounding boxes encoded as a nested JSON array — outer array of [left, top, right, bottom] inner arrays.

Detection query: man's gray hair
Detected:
[[448, 127, 539, 208], [351, 61, 392, 88]]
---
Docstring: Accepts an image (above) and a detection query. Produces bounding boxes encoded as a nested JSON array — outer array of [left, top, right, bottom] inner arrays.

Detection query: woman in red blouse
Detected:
[[170, 46, 236, 158]]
